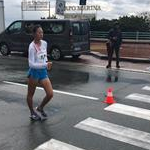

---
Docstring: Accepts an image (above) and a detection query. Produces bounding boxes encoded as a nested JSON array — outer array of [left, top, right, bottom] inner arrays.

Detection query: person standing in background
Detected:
[[106, 22, 122, 68]]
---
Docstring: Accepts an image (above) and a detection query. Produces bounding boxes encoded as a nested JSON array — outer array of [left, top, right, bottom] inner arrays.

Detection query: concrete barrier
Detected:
[[90, 38, 150, 59]]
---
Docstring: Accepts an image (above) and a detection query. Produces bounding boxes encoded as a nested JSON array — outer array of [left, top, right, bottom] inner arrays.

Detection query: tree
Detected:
[[139, 11, 150, 21], [119, 15, 149, 32], [90, 15, 150, 32], [90, 19, 113, 31], [139, 11, 150, 29]]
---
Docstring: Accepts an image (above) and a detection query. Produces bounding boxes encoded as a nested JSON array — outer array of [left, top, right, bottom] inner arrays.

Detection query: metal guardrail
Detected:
[[90, 31, 150, 40]]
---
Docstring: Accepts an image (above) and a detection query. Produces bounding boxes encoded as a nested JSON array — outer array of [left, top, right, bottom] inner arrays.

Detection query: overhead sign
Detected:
[[64, 13, 96, 20], [21, 0, 50, 11], [55, 0, 66, 15], [65, 5, 101, 11]]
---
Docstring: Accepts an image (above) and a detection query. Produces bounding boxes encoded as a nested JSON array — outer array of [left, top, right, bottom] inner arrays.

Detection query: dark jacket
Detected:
[[108, 28, 122, 47]]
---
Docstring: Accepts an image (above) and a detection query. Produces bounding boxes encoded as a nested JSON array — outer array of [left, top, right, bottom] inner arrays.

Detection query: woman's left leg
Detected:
[[115, 46, 120, 68], [38, 78, 53, 110]]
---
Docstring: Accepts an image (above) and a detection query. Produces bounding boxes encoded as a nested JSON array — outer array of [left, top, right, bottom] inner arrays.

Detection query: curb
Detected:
[[90, 52, 150, 63]]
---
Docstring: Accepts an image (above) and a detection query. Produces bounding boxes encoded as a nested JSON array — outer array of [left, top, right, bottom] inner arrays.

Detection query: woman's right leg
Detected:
[[27, 77, 38, 113]]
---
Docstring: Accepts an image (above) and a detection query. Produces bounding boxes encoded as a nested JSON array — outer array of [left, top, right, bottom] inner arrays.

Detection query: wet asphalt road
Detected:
[[0, 54, 150, 150]]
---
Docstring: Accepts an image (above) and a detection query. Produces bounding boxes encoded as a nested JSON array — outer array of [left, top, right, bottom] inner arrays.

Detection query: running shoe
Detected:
[[30, 111, 41, 121], [36, 107, 48, 119]]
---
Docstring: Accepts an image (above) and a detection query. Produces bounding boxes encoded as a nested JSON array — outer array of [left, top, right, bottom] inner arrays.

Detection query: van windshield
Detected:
[[8, 21, 22, 34], [72, 22, 89, 35]]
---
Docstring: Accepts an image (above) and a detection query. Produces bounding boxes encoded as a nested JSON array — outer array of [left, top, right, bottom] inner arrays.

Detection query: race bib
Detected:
[[37, 50, 47, 63]]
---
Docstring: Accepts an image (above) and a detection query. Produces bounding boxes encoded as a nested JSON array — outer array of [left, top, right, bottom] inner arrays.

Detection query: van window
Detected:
[[42, 22, 64, 34], [8, 21, 22, 33], [24, 23, 35, 34], [72, 23, 80, 35], [24, 22, 41, 34], [81, 22, 88, 35]]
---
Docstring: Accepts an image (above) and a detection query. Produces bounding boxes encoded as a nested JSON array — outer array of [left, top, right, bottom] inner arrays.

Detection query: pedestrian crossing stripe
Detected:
[[105, 103, 150, 121], [142, 86, 150, 91], [75, 117, 150, 150], [34, 139, 87, 150], [125, 93, 150, 104]]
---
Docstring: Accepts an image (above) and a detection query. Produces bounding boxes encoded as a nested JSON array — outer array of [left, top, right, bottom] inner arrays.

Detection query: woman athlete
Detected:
[[26, 25, 53, 120]]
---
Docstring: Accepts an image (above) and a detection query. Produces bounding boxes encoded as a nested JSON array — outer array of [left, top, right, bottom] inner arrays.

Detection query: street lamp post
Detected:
[[81, 5, 83, 19], [79, 0, 86, 19], [48, 1, 50, 18], [21, 1, 24, 20], [0, 0, 5, 32]]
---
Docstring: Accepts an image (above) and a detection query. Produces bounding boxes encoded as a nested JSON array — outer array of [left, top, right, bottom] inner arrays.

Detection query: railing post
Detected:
[[136, 31, 139, 42], [135, 31, 139, 53]]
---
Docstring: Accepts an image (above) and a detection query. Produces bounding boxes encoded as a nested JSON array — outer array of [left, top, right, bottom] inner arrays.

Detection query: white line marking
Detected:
[[34, 139, 87, 150], [91, 65, 150, 74], [146, 67, 150, 71], [3, 81, 99, 101], [105, 103, 150, 121], [75, 117, 150, 150], [142, 86, 150, 91], [125, 93, 150, 104], [60, 59, 150, 74]]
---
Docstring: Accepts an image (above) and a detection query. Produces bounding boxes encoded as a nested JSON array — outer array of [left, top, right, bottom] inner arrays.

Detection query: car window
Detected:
[[42, 22, 64, 34], [72, 23, 80, 35], [8, 21, 22, 34]]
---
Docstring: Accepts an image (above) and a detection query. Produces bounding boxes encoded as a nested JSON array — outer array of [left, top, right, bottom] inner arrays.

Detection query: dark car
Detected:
[[0, 19, 90, 60]]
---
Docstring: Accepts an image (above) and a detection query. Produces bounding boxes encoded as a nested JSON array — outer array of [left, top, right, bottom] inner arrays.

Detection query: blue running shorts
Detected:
[[28, 68, 48, 80]]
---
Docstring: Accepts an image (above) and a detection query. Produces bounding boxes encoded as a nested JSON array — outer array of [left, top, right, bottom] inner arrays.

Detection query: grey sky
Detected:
[[3, 0, 150, 27]]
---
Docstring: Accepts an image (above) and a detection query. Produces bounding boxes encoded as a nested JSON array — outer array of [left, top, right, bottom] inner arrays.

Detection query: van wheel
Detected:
[[0, 43, 10, 56], [50, 48, 61, 60], [72, 54, 80, 59]]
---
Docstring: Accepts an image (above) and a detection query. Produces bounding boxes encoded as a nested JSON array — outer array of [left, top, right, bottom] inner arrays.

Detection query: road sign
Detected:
[[80, 0, 86, 5], [56, 0, 65, 15], [64, 13, 96, 20], [21, 0, 51, 19], [21, 0, 50, 11]]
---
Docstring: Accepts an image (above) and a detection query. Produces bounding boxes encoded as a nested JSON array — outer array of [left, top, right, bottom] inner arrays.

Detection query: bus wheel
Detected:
[[50, 48, 61, 60], [72, 54, 80, 59], [0, 43, 10, 56]]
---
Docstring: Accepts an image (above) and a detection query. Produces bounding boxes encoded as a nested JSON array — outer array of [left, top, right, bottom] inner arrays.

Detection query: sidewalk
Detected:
[[89, 41, 150, 73], [90, 39, 150, 59], [81, 52, 150, 73], [90, 51, 150, 63]]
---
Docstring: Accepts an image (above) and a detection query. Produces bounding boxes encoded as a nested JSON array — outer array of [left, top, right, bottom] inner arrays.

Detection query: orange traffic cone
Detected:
[[103, 88, 116, 104]]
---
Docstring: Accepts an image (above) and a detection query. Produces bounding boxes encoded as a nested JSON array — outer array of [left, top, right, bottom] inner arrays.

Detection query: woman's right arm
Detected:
[[28, 45, 47, 69]]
